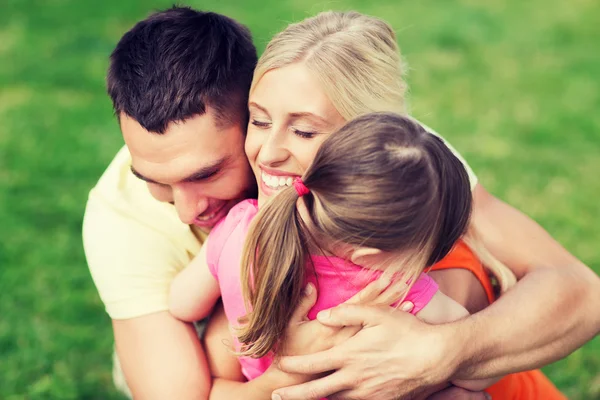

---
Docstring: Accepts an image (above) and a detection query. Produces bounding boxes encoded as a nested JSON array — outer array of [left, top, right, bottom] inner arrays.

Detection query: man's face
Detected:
[[121, 110, 255, 231]]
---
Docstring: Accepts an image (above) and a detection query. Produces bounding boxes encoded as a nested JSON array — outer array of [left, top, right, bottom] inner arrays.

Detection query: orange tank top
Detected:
[[430, 241, 566, 400]]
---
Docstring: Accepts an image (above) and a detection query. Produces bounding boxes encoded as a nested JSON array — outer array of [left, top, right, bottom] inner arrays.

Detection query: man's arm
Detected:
[[83, 191, 213, 399], [270, 184, 600, 400], [113, 312, 211, 399], [416, 291, 500, 392], [449, 184, 600, 379]]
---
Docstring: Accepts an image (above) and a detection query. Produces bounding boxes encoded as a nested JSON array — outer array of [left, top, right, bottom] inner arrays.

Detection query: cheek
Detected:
[[244, 128, 262, 167], [297, 136, 330, 171]]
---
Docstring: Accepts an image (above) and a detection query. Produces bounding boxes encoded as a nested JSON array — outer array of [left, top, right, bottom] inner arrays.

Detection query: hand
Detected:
[[275, 279, 416, 390], [272, 305, 459, 400], [282, 278, 415, 357], [426, 387, 491, 400]]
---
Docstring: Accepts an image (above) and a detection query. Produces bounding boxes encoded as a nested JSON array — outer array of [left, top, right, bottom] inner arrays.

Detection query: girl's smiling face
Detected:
[[245, 63, 346, 207]]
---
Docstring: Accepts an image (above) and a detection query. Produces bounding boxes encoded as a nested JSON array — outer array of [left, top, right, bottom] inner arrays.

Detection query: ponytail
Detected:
[[237, 187, 310, 358]]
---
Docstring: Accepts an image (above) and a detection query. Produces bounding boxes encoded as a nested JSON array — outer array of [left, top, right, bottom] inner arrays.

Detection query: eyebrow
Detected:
[[130, 167, 159, 184], [248, 102, 270, 115], [289, 112, 330, 126], [130, 157, 229, 185]]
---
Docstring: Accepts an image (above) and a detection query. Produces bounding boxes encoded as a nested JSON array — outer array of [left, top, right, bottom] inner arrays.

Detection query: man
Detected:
[[83, 7, 257, 399], [84, 6, 599, 400]]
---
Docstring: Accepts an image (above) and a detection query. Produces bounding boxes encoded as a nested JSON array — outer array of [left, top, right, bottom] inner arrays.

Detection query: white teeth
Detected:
[[261, 170, 295, 190], [196, 212, 216, 221]]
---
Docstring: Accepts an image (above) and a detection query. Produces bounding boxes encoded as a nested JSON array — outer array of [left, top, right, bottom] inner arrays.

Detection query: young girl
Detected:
[[169, 113, 504, 398]]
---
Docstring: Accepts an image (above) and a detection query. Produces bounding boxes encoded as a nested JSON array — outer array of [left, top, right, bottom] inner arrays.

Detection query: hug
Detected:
[[84, 6, 600, 399]]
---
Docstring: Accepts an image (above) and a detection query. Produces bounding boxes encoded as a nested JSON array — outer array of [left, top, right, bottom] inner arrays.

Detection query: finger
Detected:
[[344, 275, 391, 305], [290, 283, 318, 323], [331, 325, 361, 347], [316, 304, 382, 328], [277, 348, 344, 375], [372, 277, 409, 306], [273, 371, 351, 400]]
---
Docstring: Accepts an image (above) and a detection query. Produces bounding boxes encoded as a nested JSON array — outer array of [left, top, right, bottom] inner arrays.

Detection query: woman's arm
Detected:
[[169, 243, 221, 322]]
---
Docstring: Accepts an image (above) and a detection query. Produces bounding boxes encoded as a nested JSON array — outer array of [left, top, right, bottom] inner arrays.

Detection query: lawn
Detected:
[[0, 0, 598, 398]]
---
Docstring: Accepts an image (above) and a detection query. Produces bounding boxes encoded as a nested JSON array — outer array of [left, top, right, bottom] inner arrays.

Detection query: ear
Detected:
[[349, 247, 383, 266]]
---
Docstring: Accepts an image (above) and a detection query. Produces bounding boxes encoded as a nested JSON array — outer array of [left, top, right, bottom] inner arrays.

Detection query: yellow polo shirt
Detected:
[[83, 146, 207, 320]]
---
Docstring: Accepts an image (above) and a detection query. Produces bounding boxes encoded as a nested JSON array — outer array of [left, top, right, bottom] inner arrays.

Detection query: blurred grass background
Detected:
[[0, 0, 598, 398]]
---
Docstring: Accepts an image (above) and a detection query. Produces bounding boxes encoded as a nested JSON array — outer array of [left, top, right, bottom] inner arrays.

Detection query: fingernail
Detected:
[[400, 302, 414, 312], [317, 309, 331, 320], [304, 284, 313, 296], [272, 394, 282, 400]]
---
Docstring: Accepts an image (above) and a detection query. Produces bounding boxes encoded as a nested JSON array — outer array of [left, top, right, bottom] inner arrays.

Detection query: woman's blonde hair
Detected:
[[251, 11, 408, 119]]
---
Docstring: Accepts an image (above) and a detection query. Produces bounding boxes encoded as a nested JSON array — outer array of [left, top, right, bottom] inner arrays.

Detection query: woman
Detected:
[[202, 10, 598, 400]]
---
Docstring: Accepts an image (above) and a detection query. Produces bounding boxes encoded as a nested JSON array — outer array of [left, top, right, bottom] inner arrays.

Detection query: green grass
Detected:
[[1, 0, 598, 398]]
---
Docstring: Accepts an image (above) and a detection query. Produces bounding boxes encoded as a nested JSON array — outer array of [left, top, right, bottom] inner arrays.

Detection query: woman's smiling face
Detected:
[[245, 63, 346, 207]]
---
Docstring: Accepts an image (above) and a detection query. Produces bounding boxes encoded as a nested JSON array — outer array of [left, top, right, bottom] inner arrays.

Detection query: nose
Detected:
[[172, 185, 209, 225], [258, 128, 290, 167]]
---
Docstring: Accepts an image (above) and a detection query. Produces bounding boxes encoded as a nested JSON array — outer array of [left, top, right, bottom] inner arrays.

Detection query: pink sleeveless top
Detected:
[[207, 199, 438, 381]]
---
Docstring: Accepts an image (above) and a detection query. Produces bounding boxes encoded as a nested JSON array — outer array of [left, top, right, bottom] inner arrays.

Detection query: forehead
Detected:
[[121, 112, 245, 183], [250, 63, 342, 122]]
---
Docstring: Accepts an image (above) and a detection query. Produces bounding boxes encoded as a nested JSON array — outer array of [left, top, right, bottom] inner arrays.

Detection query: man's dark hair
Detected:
[[107, 6, 257, 133]]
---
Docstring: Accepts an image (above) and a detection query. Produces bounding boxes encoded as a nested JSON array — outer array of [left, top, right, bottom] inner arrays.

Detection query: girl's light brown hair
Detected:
[[238, 113, 473, 358]]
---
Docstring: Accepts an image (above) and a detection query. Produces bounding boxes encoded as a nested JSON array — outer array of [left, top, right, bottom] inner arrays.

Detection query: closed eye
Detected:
[[293, 128, 317, 139], [184, 167, 221, 183], [251, 119, 271, 128]]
